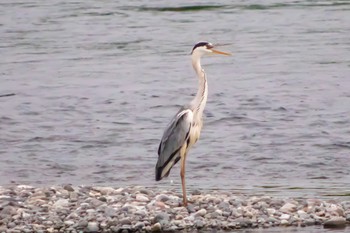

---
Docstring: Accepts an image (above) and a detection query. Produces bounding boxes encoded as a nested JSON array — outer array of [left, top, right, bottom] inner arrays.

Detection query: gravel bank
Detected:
[[0, 185, 349, 232]]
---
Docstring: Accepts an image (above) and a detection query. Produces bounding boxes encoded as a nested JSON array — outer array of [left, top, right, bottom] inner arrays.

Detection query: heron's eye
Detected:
[[206, 44, 214, 49]]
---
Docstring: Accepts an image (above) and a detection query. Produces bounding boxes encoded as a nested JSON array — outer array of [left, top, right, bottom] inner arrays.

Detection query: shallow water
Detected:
[[0, 0, 350, 201]]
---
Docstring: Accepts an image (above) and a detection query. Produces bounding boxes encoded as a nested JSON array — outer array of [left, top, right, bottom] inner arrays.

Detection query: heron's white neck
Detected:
[[190, 55, 208, 120]]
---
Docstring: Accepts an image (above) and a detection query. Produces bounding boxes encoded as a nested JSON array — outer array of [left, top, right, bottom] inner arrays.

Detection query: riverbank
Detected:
[[0, 185, 349, 232]]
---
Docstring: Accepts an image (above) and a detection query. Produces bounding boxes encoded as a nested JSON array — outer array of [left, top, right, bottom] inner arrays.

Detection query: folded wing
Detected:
[[155, 108, 193, 181]]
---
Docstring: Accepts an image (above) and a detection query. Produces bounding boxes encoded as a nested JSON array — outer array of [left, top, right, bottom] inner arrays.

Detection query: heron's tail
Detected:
[[155, 165, 167, 181], [155, 156, 180, 181]]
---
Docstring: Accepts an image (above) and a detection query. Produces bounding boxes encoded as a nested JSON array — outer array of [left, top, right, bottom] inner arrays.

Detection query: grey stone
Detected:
[[153, 213, 169, 224], [194, 219, 205, 228], [104, 207, 117, 217], [217, 201, 230, 212], [304, 218, 315, 226], [191, 190, 201, 195], [119, 217, 132, 225], [186, 204, 195, 213], [89, 198, 104, 207], [155, 194, 169, 202], [346, 213, 350, 222], [234, 218, 252, 227], [77, 220, 88, 228], [324, 217, 346, 228], [135, 221, 145, 229], [63, 185, 74, 192], [7, 222, 16, 228], [1, 206, 16, 216], [140, 188, 154, 196]]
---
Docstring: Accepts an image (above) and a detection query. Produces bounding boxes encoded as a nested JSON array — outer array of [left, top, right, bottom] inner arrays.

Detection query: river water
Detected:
[[0, 0, 349, 203]]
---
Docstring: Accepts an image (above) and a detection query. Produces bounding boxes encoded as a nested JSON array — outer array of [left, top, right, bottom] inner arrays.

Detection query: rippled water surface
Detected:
[[1, 0, 349, 199]]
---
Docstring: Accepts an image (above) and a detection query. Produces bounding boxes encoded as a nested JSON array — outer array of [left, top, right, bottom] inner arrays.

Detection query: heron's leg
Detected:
[[180, 150, 188, 207]]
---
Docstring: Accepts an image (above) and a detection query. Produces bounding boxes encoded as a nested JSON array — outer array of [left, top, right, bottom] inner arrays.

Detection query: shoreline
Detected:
[[0, 185, 349, 232]]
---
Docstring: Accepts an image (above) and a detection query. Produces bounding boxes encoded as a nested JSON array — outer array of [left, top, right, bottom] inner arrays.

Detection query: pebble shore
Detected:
[[0, 185, 349, 232]]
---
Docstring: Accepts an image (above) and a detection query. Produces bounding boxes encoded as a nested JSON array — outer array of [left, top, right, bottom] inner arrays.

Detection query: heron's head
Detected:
[[191, 41, 231, 57]]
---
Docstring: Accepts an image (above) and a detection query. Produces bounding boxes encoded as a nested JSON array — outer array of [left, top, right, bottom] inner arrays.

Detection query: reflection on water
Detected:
[[0, 0, 349, 200]]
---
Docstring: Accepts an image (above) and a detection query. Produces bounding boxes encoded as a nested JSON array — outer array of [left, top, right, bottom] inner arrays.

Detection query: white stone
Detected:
[[64, 220, 74, 226], [136, 194, 149, 202], [87, 222, 99, 232], [297, 210, 309, 219], [17, 185, 33, 189], [194, 208, 207, 217], [280, 203, 297, 213], [267, 208, 276, 215], [151, 222, 161, 232], [52, 199, 69, 209], [280, 214, 290, 220], [280, 219, 289, 225]]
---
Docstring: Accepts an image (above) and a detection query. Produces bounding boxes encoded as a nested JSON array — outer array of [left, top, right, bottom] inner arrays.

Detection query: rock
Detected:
[[151, 222, 162, 232], [194, 209, 207, 217], [135, 221, 145, 229], [77, 220, 88, 228], [139, 188, 154, 196], [7, 222, 16, 228], [280, 214, 290, 220], [186, 204, 196, 213], [304, 218, 315, 226], [194, 219, 205, 228], [53, 199, 69, 209], [324, 217, 346, 228], [89, 198, 104, 207], [280, 219, 289, 225], [87, 222, 99, 232], [297, 210, 309, 219], [136, 194, 149, 202], [155, 194, 169, 202], [63, 185, 74, 192], [280, 203, 297, 213], [1, 206, 17, 216], [69, 192, 78, 201], [94, 187, 116, 195], [346, 214, 350, 222], [152, 212, 169, 227], [119, 225, 132, 232], [266, 208, 276, 215], [22, 211, 31, 219], [104, 207, 117, 217], [86, 209, 96, 216], [192, 190, 201, 195], [217, 201, 230, 212], [64, 220, 74, 226], [120, 218, 132, 225], [234, 217, 252, 227]]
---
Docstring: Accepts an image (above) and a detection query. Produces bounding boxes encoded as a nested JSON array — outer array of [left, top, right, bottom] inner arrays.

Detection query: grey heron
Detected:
[[155, 41, 231, 206]]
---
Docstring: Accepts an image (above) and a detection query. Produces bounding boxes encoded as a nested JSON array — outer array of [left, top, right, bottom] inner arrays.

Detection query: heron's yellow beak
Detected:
[[210, 49, 232, 56]]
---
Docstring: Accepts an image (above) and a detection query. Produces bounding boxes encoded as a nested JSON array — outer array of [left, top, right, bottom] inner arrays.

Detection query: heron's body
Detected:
[[155, 42, 230, 206]]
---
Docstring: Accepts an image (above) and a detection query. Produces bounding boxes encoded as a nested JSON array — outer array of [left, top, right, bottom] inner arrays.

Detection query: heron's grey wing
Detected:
[[155, 108, 193, 181]]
